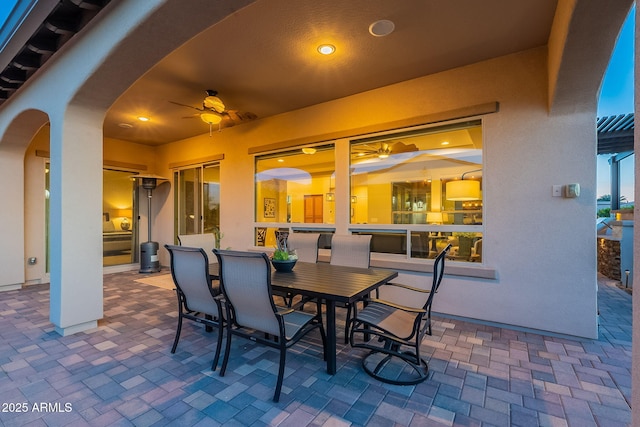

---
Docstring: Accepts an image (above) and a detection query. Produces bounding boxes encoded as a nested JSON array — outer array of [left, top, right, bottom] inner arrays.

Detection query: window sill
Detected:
[[367, 254, 496, 279], [253, 247, 497, 280]]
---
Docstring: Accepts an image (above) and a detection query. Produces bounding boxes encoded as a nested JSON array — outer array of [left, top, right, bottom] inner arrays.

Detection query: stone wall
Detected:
[[598, 237, 621, 282]]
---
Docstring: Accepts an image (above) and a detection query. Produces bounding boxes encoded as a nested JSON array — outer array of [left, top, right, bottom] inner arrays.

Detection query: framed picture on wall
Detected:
[[264, 198, 276, 218]]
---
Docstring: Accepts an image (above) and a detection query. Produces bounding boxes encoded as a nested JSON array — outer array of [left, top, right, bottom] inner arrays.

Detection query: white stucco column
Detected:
[[0, 148, 25, 291], [48, 105, 104, 335]]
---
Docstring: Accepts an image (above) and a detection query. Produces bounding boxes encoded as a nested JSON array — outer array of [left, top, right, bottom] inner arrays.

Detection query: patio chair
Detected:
[[280, 232, 320, 307], [287, 232, 320, 263], [349, 244, 451, 385], [164, 244, 224, 371], [213, 249, 326, 402], [330, 234, 372, 343], [177, 233, 217, 252]]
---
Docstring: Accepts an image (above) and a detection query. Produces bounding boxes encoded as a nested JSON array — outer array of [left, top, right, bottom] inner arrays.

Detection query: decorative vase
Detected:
[[271, 259, 297, 272]]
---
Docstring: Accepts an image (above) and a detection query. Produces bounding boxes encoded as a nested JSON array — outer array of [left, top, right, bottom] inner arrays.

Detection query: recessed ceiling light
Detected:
[[369, 19, 395, 37], [277, 159, 284, 163], [441, 141, 450, 145], [118, 123, 133, 129], [137, 116, 150, 122], [317, 44, 335, 55]]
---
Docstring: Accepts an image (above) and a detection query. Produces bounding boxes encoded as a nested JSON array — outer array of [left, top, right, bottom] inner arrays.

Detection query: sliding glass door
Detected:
[[174, 163, 220, 238], [103, 169, 138, 266]]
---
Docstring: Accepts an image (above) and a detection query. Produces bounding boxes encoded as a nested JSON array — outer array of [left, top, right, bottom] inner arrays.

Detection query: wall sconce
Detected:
[[351, 196, 357, 203], [326, 193, 335, 201], [446, 169, 482, 201]]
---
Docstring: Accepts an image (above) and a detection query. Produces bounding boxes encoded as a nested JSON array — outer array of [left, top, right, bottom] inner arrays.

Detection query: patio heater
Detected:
[[131, 174, 168, 273]]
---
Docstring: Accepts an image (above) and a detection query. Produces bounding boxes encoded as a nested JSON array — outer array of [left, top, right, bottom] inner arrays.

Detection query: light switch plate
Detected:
[[552, 185, 562, 197]]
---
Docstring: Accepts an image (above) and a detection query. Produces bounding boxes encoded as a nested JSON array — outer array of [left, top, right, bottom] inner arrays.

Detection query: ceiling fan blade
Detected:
[[391, 141, 418, 153], [169, 100, 204, 111]]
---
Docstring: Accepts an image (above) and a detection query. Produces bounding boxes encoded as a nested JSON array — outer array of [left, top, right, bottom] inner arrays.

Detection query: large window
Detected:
[[350, 120, 483, 261], [254, 144, 335, 247], [252, 120, 484, 262]]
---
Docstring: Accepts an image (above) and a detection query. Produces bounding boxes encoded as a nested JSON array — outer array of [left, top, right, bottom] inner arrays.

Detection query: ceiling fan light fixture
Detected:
[[200, 112, 222, 125]]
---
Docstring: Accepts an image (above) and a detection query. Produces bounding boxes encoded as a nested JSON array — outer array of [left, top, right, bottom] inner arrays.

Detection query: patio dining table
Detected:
[[211, 261, 398, 374]]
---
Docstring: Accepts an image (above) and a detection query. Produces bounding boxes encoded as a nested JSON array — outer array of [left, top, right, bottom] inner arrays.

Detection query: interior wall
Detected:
[[154, 46, 598, 338]]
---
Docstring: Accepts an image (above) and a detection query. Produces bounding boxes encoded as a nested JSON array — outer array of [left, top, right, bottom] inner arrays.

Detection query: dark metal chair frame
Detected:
[[349, 244, 451, 385], [213, 249, 327, 402], [164, 244, 224, 371]]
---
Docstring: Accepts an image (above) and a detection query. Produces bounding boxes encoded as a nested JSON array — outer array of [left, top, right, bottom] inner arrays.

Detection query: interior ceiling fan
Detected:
[[351, 141, 418, 159], [170, 89, 257, 136]]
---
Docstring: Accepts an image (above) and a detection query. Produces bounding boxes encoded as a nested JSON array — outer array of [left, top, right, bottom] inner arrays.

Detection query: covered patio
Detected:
[[0, 272, 631, 426]]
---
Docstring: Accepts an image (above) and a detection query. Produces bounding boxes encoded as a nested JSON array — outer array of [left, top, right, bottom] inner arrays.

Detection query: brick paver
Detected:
[[0, 271, 631, 426]]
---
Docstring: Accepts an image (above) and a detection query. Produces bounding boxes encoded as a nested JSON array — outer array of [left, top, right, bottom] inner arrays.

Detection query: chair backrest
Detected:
[[287, 233, 320, 263], [165, 244, 218, 315], [330, 234, 371, 268], [424, 244, 451, 309], [213, 249, 280, 336], [178, 233, 216, 252]]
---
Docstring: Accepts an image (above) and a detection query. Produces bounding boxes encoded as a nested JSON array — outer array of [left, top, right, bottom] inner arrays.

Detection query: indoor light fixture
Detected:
[[201, 112, 222, 137], [426, 212, 443, 224], [446, 169, 482, 201], [137, 116, 150, 122], [317, 44, 335, 55], [302, 147, 317, 154]]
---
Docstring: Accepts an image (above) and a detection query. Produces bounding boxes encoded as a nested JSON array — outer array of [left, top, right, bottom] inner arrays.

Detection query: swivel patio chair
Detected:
[[213, 249, 326, 402], [164, 244, 224, 371], [330, 234, 372, 343], [349, 244, 451, 385]]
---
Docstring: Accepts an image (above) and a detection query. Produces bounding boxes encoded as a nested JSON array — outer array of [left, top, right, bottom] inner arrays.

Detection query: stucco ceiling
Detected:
[[105, 0, 558, 145]]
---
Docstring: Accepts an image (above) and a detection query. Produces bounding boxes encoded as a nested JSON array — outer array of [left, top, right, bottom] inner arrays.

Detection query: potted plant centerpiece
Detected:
[[271, 239, 298, 272]]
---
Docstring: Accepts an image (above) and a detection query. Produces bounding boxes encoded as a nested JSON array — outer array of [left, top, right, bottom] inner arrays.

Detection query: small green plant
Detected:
[[272, 236, 298, 261], [272, 249, 290, 261]]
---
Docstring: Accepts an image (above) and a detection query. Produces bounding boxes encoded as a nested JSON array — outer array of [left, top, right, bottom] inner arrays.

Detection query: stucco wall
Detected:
[[150, 46, 597, 338]]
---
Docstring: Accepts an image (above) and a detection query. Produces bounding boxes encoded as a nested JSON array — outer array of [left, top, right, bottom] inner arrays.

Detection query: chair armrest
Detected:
[[275, 307, 295, 317], [383, 282, 430, 294], [368, 298, 427, 314]]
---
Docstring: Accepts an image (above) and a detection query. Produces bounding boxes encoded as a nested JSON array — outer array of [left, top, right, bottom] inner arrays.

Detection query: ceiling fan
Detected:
[[352, 141, 418, 159], [170, 89, 257, 136]]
